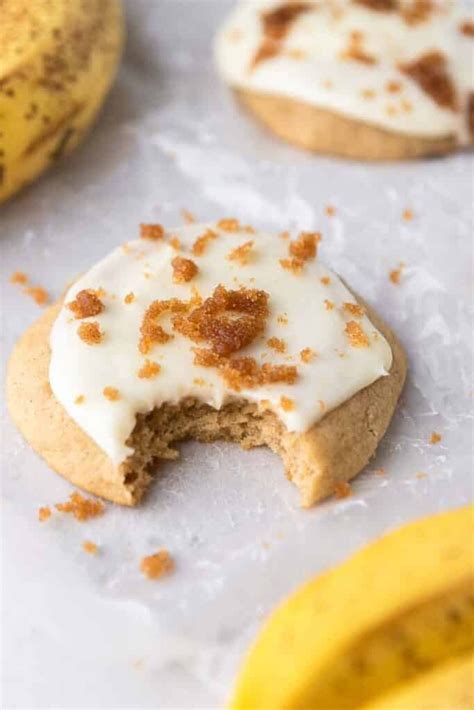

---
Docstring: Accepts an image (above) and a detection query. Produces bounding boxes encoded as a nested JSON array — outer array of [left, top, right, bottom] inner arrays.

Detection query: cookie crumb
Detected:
[[38, 506, 52, 522], [429, 431, 442, 444], [10, 271, 28, 284], [103, 387, 120, 401], [82, 540, 99, 555], [280, 396, 295, 411], [320, 276, 331, 285], [140, 550, 174, 580], [402, 208, 414, 221], [389, 262, 405, 284], [74, 395, 85, 405], [172, 256, 198, 283], [124, 292, 135, 304], [342, 302, 365, 317], [140, 223, 164, 240], [300, 347, 315, 363], [217, 218, 240, 232], [325, 205, 336, 217], [289, 231, 320, 261], [267, 337, 286, 353], [279, 257, 303, 275], [138, 360, 161, 379], [77, 321, 103, 344], [55, 492, 105, 521], [192, 228, 218, 256], [334, 481, 352, 499], [25, 286, 49, 306]]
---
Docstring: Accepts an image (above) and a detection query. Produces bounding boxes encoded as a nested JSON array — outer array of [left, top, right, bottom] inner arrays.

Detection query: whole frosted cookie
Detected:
[[7, 220, 406, 507], [215, 0, 474, 159]]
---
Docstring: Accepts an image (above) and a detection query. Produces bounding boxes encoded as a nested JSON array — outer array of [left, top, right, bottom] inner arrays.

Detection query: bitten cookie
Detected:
[[7, 221, 406, 507], [215, 1, 474, 160]]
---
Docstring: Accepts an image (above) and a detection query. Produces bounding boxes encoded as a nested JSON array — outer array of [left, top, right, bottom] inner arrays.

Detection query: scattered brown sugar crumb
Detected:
[[402, 208, 414, 221], [300, 347, 315, 363], [324, 299, 334, 311], [361, 88, 376, 99], [389, 262, 405, 284], [68, 289, 104, 319], [217, 218, 240, 232], [77, 321, 103, 345], [227, 240, 254, 265], [219, 357, 297, 391], [401, 99, 413, 112], [38, 506, 52, 522], [172, 256, 199, 284], [345, 321, 370, 348], [277, 314, 288, 325], [267, 336, 286, 353], [74, 395, 85, 405], [289, 231, 320, 262], [55, 492, 105, 521], [343, 302, 365, 317], [140, 223, 164, 240], [280, 230, 290, 240], [82, 540, 99, 555], [140, 549, 174, 580], [252, 3, 312, 68], [280, 396, 295, 412], [354, 0, 396, 10], [325, 205, 336, 217], [460, 21, 474, 37], [25, 286, 49, 306], [386, 80, 402, 93], [400, 51, 457, 110], [341, 31, 377, 65], [103, 387, 120, 401], [192, 228, 218, 256], [139, 299, 186, 354], [261, 363, 297, 385], [280, 258, 303, 275], [173, 285, 269, 357], [320, 276, 331, 286], [138, 360, 161, 379], [334, 481, 352, 499], [169, 236, 181, 251], [429, 431, 442, 444], [10, 271, 28, 284], [124, 292, 135, 304], [400, 0, 434, 26], [285, 48, 308, 60], [181, 209, 196, 224]]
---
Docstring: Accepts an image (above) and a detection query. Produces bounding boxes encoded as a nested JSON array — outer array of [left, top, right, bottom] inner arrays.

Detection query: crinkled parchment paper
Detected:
[[1, 2, 473, 707]]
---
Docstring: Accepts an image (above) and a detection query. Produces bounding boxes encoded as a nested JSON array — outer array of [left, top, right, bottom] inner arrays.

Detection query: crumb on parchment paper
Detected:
[[140, 550, 175, 580]]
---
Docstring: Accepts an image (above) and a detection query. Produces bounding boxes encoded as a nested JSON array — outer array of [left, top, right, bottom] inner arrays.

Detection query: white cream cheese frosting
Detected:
[[49, 222, 393, 465], [215, 0, 474, 143]]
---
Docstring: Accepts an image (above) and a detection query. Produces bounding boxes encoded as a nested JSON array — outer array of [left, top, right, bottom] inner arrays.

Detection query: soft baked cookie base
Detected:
[[235, 88, 458, 160], [6, 299, 406, 507]]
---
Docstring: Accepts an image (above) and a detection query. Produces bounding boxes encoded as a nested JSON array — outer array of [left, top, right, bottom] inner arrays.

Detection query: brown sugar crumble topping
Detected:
[[343, 302, 365, 317], [325, 205, 336, 217], [267, 337, 286, 353], [138, 360, 161, 379], [82, 540, 99, 555], [280, 395, 295, 412], [139, 298, 188, 354], [55, 492, 105, 521], [10, 271, 28, 284], [334, 481, 352, 499], [172, 256, 199, 283], [181, 209, 196, 224], [227, 240, 254, 265], [38, 506, 52, 522], [300, 347, 315, 363], [77, 321, 103, 345], [252, 2, 312, 69], [140, 549, 175, 580], [354, 0, 396, 11], [140, 223, 164, 240], [124, 292, 135, 304], [345, 320, 370, 348], [460, 21, 474, 37], [217, 218, 240, 232], [74, 395, 85, 405], [389, 262, 405, 284], [321, 276, 331, 285], [216, 357, 298, 392], [103, 386, 120, 401], [324, 299, 334, 310], [400, 50, 457, 111], [429, 431, 442, 444], [25, 286, 49, 306], [341, 31, 377, 65], [289, 231, 321, 262], [192, 228, 218, 256], [68, 289, 104, 319], [401, 0, 435, 26], [402, 208, 414, 221]]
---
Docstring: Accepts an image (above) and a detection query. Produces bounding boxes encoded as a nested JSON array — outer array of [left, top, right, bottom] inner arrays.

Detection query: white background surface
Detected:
[[1, 2, 473, 708]]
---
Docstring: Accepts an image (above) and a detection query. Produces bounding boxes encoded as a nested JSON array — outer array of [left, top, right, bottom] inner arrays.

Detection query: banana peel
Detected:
[[0, 0, 124, 203], [230, 505, 474, 709], [361, 653, 474, 710]]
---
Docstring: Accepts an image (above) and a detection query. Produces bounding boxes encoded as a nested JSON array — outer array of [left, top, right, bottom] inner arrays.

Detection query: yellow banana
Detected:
[[360, 653, 474, 710], [230, 505, 474, 709], [0, 0, 124, 203]]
